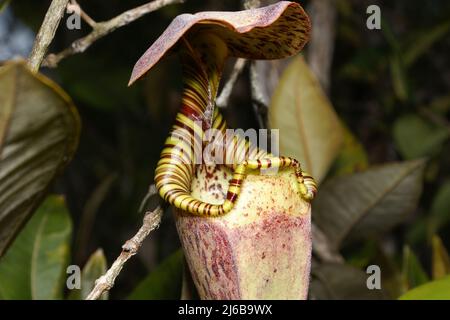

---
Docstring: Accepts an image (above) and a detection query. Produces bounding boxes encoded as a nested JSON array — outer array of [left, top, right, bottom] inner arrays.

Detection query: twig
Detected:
[[306, 0, 337, 93], [214, 0, 261, 113], [85, 185, 163, 300], [247, 0, 281, 128], [305, 0, 342, 263], [42, 0, 184, 68], [69, 0, 96, 28], [27, 0, 69, 72], [216, 58, 247, 108]]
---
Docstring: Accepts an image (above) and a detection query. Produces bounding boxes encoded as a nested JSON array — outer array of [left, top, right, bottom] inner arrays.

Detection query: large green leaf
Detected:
[[0, 195, 72, 300], [0, 61, 80, 257], [127, 249, 183, 300], [393, 114, 449, 159], [310, 262, 386, 300], [399, 275, 450, 300], [68, 249, 108, 300], [313, 160, 424, 250], [269, 56, 343, 184]]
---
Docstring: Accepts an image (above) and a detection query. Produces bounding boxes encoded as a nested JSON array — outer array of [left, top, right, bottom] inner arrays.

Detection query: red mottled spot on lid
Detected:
[[129, 2, 311, 85], [208, 183, 216, 191]]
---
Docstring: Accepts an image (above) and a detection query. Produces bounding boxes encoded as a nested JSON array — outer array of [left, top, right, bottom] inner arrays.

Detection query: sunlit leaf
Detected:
[[402, 246, 429, 292], [0, 61, 80, 257], [68, 249, 108, 300], [399, 275, 450, 300], [313, 160, 424, 250], [269, 56, 343, 184], [328, 123, 369, 177], [393, 114, 449, 159], [127, 249, 183, 300], [310, 262, 386, 300], [432, 235, 450, 280], [0, 195, 72, 299]]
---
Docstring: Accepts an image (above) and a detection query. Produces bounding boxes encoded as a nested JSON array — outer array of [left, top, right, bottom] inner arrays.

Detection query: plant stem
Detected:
[[86, 203, 163, 300], [306, 0, 337, 93], [216, 58, 247, 108], [69, 0, 97, 28], [27, 0, 69, 72], [43, 0, 184, 68]]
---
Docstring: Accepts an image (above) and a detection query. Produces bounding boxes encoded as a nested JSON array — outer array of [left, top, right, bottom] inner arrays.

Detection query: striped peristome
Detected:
[[130, 2, 316, 217], [154, 39, 316, 217]]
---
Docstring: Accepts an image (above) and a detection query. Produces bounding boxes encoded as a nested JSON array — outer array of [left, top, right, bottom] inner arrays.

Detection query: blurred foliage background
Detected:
[[0, 0, 450, 299]]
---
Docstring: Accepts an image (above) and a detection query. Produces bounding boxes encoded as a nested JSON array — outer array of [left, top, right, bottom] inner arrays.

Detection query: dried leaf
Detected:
[[269, 56, 343, 183]]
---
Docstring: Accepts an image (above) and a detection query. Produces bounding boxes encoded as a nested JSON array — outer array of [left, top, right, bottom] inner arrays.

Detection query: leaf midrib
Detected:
[[294, 74, 312, 173]]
